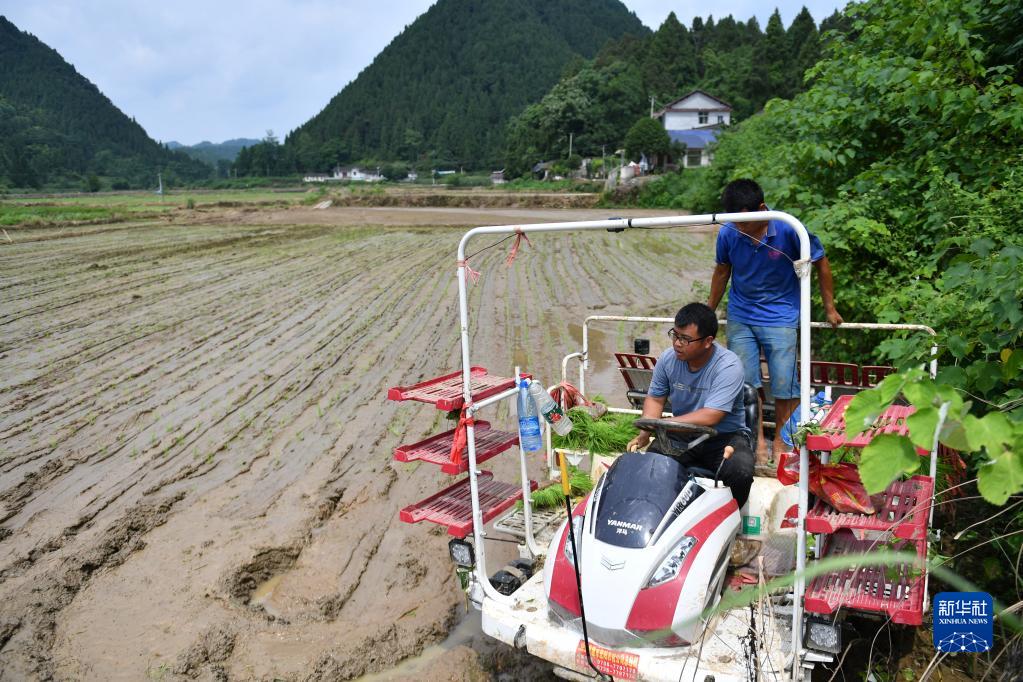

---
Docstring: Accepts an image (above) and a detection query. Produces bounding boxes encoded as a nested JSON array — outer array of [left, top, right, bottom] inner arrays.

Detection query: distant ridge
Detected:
[[168, 139, 261, 165], [283, 0, 648, 171], [0, 16, 209, 189]]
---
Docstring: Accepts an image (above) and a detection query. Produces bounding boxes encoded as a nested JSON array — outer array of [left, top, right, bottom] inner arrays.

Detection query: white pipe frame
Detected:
[[453, 211, 937, 672]]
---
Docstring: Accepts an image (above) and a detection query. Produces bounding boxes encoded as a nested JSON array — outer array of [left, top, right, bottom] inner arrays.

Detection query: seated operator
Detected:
[[626, 302, 755, 507]]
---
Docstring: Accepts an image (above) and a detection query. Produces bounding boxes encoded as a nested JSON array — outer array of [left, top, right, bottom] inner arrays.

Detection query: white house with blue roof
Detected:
[[654, 90, 732, 168]]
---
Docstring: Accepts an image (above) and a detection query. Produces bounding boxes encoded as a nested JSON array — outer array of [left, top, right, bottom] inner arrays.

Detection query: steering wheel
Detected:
[[633, 418, 718, 459]]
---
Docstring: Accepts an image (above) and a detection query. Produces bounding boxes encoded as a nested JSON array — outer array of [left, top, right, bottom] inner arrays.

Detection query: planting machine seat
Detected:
[[386, 211, 943, 682]]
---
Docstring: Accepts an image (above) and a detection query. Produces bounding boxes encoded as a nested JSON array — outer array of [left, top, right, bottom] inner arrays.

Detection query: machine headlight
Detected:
[[563, 515, 585, 565], [448, 538, 475, 568], [645, 536, 697, 588], [804, 618, 841, 655]]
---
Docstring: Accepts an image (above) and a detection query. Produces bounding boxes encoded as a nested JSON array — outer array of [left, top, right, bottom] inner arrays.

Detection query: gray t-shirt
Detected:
[[648, 342, 749, 435]]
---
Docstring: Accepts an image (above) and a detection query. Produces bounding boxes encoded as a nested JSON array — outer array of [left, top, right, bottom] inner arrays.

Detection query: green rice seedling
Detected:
[[524, 466, 595, 510], [552, 408, 639, 455]]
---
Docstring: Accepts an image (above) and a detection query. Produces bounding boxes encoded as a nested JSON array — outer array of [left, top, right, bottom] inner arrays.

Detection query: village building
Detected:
[[654, 90, 732, 168], [303, 166, 384, 183]]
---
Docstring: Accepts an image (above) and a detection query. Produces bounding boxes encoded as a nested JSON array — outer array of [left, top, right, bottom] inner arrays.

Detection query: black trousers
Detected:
[[647, 432, 755, 508]]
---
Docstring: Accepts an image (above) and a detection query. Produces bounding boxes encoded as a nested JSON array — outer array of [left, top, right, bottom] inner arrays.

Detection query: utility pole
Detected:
[[568, 132, 573, 159], [650, 95, 657, 117], [601, 145, 606, 178]]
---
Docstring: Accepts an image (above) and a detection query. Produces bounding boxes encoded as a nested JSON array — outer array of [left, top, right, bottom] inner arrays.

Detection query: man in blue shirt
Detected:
[[626, 303, 755, 507], [707, 179, 842, 463]]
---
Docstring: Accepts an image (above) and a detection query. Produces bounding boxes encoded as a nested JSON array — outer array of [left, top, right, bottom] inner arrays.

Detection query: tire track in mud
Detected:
[[0, 211, 717, 680]]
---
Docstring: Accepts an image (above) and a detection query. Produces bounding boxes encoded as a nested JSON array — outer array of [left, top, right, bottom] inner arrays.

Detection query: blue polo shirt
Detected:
[[648, 344, 749, 436], [716, 218, 825, 327]]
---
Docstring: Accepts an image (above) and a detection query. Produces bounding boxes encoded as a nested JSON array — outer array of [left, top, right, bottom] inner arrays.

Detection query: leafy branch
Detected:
[[847, 368, 1023, 505]]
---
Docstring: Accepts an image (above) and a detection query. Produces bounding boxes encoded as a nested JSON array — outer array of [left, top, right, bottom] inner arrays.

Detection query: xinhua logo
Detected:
[[933, 592, 993, 653]]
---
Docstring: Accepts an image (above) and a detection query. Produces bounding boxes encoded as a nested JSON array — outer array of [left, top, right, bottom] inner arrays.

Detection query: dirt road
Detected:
[[0, 204, 715, 680]]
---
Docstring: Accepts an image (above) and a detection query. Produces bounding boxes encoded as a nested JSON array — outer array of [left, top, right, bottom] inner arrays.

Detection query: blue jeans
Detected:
[[726, 320, 798, 400]]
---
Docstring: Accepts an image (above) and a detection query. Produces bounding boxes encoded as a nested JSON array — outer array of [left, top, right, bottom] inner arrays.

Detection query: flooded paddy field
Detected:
[[0, 201, 715, 680]]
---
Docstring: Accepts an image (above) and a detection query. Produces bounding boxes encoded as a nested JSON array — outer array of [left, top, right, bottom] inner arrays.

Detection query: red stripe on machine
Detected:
[[547, 501, 588, 616], [625, 500, 737, 631]]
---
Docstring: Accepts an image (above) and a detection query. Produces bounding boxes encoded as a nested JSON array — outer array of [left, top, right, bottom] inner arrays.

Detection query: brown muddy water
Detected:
[[0, 204, 715, 680]]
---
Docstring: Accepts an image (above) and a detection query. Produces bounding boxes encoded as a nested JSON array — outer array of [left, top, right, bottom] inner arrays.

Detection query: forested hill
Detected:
[[504, 8, 847, 176], [0, 16, 209, 190], [281, 0, 647, 172]]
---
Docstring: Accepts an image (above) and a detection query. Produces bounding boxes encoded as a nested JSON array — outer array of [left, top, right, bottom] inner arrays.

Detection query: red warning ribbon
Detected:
[[505, 228, 531, 266], [448, 410, 476, 465], [457, 259, 481, 284]]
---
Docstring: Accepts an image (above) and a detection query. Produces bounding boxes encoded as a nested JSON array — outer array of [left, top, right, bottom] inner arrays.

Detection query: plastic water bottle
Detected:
[[517, 375, 542, 452], [527, 379, 573, 437]]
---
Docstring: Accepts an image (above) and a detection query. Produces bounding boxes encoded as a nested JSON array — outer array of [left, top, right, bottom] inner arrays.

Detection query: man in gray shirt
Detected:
[[627, 303, 755, 506]]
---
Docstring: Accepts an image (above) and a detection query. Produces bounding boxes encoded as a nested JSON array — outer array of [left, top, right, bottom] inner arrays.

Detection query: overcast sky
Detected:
[[1, 1, 846, 145]]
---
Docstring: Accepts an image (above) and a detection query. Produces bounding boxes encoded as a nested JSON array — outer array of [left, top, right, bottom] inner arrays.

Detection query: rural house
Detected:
[[303, 166, 384, 183], [655, 90, 732, 167]]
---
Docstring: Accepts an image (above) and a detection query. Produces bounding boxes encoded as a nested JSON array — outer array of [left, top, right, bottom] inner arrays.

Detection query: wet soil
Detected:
[[0, 203, 714, 680]]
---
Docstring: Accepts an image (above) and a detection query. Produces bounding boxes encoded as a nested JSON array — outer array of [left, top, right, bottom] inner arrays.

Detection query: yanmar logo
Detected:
[[607, 519, 642, 532]]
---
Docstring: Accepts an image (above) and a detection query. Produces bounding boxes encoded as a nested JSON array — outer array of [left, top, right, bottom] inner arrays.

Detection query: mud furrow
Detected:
[[1, 207, 709, 681]]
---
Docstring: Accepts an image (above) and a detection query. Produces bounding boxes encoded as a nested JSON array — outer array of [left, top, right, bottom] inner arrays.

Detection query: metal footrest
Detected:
[[493, 506, 566, 547], [399, 472, 536, 537]]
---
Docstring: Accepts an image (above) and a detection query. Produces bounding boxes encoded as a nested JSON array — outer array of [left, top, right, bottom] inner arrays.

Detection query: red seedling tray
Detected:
[[806, 394, 923, 452], [393, 421, 518, 475], [399, 472, 537, 537], [806, 475, 934, 540], [387, 367, 520, 411], [804, 531, 927, 625]]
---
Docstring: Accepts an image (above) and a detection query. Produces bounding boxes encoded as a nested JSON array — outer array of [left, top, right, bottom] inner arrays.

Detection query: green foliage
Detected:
[[504, 59, 646, 178], [0, 202, 118, 226], [850, 369, 1023, 505], [0, 18, 211, 189], [280, 0, 647, 174], [623, 117, 670, 163], [381, 163, 408, 182]]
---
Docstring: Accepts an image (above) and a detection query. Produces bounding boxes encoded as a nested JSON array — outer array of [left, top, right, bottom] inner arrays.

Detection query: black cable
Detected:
[[464, 233, 516, 261], [564, 494, 613, 682]]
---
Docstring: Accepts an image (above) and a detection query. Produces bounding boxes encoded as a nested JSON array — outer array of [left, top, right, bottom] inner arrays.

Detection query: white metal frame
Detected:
[[453, 211, 938, 678]]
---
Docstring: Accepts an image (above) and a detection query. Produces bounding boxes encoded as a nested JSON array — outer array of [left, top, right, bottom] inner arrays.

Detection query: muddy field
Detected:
[[0, 202, 715, 680]]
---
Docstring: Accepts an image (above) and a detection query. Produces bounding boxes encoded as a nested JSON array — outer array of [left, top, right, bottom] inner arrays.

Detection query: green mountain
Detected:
[[277, 0, 648, 173], [0, 16, 210, 190], [504, 8, 847, 176]]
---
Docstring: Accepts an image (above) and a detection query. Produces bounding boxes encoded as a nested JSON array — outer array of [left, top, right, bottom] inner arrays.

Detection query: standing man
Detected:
[[627, 303, 755, 507], [707, 179, 842, 463]]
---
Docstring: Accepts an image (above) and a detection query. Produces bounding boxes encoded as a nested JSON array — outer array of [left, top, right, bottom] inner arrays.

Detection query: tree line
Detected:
[[503, 7, 848, 177]]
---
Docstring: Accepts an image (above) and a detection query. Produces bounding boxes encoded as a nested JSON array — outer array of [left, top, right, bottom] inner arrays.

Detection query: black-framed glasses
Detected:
[[667, 329, 708, 346]]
